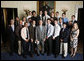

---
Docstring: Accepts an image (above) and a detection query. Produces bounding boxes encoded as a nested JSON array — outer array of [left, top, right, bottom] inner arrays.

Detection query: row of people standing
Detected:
[[8, 10, 79, 58]]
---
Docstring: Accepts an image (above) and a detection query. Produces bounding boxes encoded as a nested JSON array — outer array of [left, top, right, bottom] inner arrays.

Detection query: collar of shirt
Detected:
[[33, 25, 35, 27]]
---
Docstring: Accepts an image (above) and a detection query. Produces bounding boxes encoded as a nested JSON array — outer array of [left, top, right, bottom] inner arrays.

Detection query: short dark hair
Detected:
[[56, 11, 59, 14], [32, 10, 36, 14], [47, 18, 51, 21], [63, 22, 67, 25], [62, 13, 66, 15], [59, 17, 62, 20], [72, 15, 75, 18], [54, 17, 58, 21]]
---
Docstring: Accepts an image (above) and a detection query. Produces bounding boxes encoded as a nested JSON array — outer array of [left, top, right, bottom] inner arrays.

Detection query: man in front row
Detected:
[[21, 22, 30, 58], [46, 18, 54, 56], [52, 18, 61, 58], [35, 20, 46, 56]]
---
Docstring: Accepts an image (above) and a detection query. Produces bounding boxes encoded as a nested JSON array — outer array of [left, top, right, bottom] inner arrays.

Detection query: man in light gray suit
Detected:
[[35, 20, 46, 56]]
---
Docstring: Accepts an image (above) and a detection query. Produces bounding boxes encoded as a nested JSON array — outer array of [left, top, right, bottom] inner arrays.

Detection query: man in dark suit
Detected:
[[37, 10, 43, 22], [8, 19, 16, 55], [15, 20, 23, 55], [28, 20, 36, 57], [60, 23, 69, 58], [31, 11, 38, 26], [15, 17, 20, 27]]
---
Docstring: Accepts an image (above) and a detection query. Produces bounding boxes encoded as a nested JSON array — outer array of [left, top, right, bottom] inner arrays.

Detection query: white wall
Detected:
[[56, 1, 83, 21], [1, 1, 37, 19], [1, 1, 83, 20]]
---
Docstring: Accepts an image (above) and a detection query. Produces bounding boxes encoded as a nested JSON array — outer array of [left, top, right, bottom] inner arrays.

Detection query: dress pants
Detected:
[[29, 42, 34, 54], [18, 40, 21, 55], [54, 36, 60, 55], [60, 42, 68, 57], [10, 39, 15, 54], [22, 40, 29, 55], [46, 36, 52, 55], [37, 40, 44, 54]]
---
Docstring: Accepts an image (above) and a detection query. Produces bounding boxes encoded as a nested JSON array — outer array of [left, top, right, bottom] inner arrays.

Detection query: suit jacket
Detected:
[[15, 25, 22, 41], [8, 25, 15, 42], [43, 15, 50, 25], [31, 16, 38, 26], [60, 28, 69, 43], [28, 25, 36, 41], [36, 26, 46, 41], [37, 15, 43, 21]]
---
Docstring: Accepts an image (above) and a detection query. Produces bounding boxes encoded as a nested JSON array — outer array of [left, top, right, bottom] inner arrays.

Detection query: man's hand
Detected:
[[46, 36, 48, 39], [25, 39, 29, 42], [60, 39, 63, 42], [43, 38, 46, 42], [53, 37, 55, 40], [31, 39, 33, 42]]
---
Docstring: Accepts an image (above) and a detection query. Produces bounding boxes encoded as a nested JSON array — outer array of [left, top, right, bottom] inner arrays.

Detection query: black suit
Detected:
[[28, 25, 36, 54], [8, 25, 16, 54], [60, 28, 69, 43], [37, 15, 43, 21], [31, 16, 38, 26]]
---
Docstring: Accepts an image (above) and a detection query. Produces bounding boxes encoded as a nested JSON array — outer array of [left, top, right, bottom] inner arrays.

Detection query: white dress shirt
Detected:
[[53, 24, 61, 38], [46, 24, 54, 38], [43, 15, 50, 25], [21, 27, 29, 41], [11, 25, 14, 32], [27, 15, 31, 20]]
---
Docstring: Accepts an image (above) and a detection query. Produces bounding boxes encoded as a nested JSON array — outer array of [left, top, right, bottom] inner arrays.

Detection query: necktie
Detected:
[[26, 28, 28, 39], [46, 25, 48, 36], [40, 26, 42, 31], [53, 26, 55, 36], [45, 16, 46, 21]]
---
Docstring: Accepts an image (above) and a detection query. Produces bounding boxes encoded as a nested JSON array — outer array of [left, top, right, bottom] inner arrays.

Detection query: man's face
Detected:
[[40, 11, 42, 15], [59, 19, 62, 23], [54, 20, 58, 25], [44, 11, 47, 15], [11, 19, 14, 25], [63, 24, 66, 28], [33, 12, 36, 16], [25, 23, 28, 27], [56, 13, 59, 17], [32, 21, 36, 25], [39, 20, 43, 25], [20, 20, 22, 25], [47, 20, 51, 24], [71, 16, 75, 20], [23, 17, 26, 21], [16, 17, 19, 21], [62, 14, 65, 18]]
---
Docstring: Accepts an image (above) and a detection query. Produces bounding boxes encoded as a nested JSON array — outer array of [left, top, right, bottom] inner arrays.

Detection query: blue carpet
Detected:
[[1, 52, 83, 60]]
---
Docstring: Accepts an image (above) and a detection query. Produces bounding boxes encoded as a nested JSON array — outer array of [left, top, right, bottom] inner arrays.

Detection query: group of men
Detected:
[[8, 10, 77, 58]]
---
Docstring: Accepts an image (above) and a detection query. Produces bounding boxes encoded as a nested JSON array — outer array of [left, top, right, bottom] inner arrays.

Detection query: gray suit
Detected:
[[36, 26, 46, 54]]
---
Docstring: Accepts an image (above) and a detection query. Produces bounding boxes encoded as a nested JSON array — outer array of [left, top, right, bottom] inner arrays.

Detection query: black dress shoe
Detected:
[[62, 56, 66, 59], [23, 55, 27, 58], [30, 54, 34, 57], [55, 55, 58, 58], [41, 53, 44, 56], [37, 53, 40, 56], [9, 52, 13, 56], [47, 54, 50, 56]]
